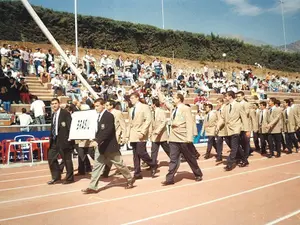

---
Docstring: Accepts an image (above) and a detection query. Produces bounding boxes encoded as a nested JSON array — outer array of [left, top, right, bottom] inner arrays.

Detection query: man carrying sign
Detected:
[[82, 98, 135, 194]]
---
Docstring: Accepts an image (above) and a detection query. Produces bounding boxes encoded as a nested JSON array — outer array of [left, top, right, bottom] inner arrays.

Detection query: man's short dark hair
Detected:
[[206, 104, 213, 110], [21, 108, 26, 113], [176, 93, 184, 103], [94, 98, 106, 105], [284, 99, 291, 106], [236, 91, 245, 96], [269, 97, 276, 104], [259, 101, 267, 107], [152, 98, 160, 107], [226, 91, 235, 99], [51, 98, 60, 103], [108, 99, 117, 108]]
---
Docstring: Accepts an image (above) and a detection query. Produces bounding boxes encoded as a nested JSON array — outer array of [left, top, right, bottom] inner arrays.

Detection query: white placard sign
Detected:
[[69, 110, 98, 140]]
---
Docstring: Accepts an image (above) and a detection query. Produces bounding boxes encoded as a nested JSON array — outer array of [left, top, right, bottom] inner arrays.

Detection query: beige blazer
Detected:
[[249, 108, 258, 132], [216, 105, 227, 137], [258, 109, 268, 134], [192, 113, 198, 136], [267, 107, 283, 134], [169, 103, 194, 143], [240, 100, 252, 131], [202, 110, 218, 136], [291, 104, 300, 127], [217, 100, 249, 136], [111, 109, 126, 144], [150, 107, 168, 142], [283, 107, 298, 133], [127, 102, 152, 142]]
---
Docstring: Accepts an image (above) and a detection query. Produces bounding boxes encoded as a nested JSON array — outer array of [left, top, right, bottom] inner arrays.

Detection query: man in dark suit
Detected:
[[82, 98, 134, 194], [47, 98, 74, 185]]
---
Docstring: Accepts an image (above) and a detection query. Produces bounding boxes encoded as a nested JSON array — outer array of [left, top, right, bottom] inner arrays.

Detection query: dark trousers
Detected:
[[216, 136, 224, 159], [166, 142, 202, 183], [296, 130, 300, 142], [268, 133, 282, 156], [205, 136, 217, 156], [285, 132, 299, 153], [48, 142, 74, 181], [151, 141, 170, 165], [240, 131, 250, 158], [253, 132, 260, 151], [225, 134, 246, 165], [77, 146, 94, 174], [132, 142, 155, 176], [259, 133, 268, 154]]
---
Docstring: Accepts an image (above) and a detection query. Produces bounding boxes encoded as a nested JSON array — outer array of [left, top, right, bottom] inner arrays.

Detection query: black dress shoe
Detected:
[[134, 175, 143, 180], [125, 178, 135, 189], [62, 180, 74, 185], [224, 165, 233, 171], [151, 165, 158, 178], [100, 174, 109, 178], [161, 180, 174, 186], [239, 161, 249, 167], [216, 158, 222, 162], [195, 176, 203, 182], [81, 188, 98, 194], [47, 179, 61, 185]]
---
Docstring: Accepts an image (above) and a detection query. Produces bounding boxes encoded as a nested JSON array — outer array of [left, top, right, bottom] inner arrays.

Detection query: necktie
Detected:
[[229, 104, 232, 113], [132, 107, 136, 120], [260, 111, 263, 124], [173, 107, 178, 120], [52, 112, 57, 138], [285, 109, 288, 119], [207, 113, 210, 121], [269, 108, 273, 114]]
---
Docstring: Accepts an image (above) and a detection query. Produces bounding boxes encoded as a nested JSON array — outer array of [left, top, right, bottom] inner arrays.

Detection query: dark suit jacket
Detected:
[[50, 108, 74, 150], [96, 110, 119, 154]]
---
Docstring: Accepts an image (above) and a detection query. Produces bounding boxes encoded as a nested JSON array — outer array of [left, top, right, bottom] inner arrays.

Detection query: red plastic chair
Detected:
[[26, 138, 41, 161], [0, 142, 5, 164], [41, 137, 50, 160], [2, 139, 21, 163]]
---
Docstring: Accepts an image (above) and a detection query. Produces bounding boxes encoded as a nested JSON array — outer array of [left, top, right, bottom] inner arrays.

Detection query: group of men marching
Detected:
[[202, 91, 299, 171], [47, 89, 299, 193]]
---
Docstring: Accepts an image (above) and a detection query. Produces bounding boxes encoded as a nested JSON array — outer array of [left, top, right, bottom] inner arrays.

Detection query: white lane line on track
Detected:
[[0, 154, 288, 191], [0, 159, 299, 222], [121, 176, 300, 225], [0, 152, 289, 183], [265, 209, 300, 225], [0, 169, 49, 176]]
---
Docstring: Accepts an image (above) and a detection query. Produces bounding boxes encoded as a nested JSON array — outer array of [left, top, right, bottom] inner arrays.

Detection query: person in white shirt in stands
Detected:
[[17, 108, 33, 132], [30, 96, 46, 131]]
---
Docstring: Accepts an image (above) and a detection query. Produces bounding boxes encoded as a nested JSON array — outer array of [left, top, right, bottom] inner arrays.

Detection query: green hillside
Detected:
[[1, 1, 300, 72]]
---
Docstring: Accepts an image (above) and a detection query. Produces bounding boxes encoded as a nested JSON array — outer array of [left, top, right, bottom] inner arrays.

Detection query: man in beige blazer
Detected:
[[289, 98, 300, 142], [250, 103, 260, 152], [215, 97, 227, 162], [236, 91, 252, 158], [266, 97, 283, 158], [150, 98, 170, 165], [283, 99, 299, 154], [201, 104, 217, 159], [126, 92, 157, 179], [159, 92, 203, 185], [258, 102, 269, 155], [216, 91, 250, 171]]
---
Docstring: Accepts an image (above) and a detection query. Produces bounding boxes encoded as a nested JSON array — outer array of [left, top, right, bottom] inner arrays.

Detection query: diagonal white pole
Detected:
[[74, 0, 79, 65], [20, 0, 98, 99], [161, 0, 165, 29]]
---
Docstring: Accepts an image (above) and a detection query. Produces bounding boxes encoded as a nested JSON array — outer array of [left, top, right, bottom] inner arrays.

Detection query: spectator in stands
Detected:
[[8, 77, 20, 104], [30, 96, 46, 131], [19, 77, 31, 103], [11, 44, 21, 72], [0, 86, 11, 112], [17, 108, 33, 132]]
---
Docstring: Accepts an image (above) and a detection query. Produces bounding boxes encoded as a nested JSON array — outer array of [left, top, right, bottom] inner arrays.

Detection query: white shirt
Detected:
[[53, 108, 61, 136], [30, 100, 45, 117], [18, 113, 33, 126]]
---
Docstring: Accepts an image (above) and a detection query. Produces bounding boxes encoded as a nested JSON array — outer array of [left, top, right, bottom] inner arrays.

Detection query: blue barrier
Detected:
[[0, 131, 50, 141]]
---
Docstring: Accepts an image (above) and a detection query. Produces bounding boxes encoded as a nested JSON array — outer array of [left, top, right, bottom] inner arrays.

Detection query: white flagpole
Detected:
[[280, 0, 287, 52], [20, 0, 99, 99], [162, 0, 165, 29], [74, 0, 79, 64]]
